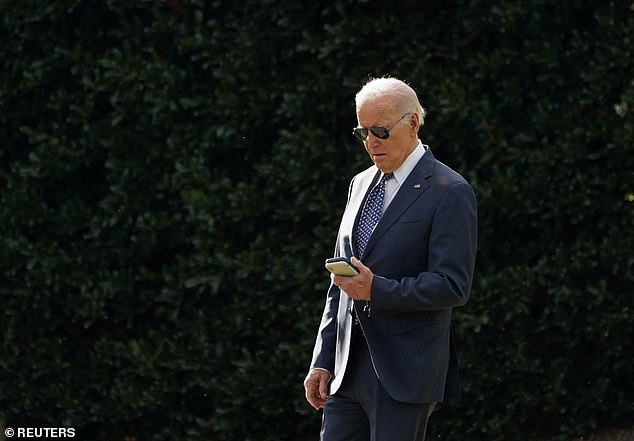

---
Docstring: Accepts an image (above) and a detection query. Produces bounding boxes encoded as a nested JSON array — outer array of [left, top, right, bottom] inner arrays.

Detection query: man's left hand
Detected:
[[331, 257, 373, 300]]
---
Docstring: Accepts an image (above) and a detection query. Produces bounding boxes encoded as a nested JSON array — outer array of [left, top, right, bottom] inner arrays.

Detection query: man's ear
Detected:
[[410, 113, 420, 135]]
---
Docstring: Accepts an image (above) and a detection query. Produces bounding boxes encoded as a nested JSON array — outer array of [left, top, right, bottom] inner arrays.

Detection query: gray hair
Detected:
[[355, 77, 426, 126]]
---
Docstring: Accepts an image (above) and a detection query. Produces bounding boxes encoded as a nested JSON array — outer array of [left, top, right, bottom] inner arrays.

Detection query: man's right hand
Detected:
[[303, 368, 332, 410]]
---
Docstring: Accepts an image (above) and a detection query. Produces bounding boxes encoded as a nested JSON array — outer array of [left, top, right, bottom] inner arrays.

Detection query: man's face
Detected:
[[356, 96, 416, 173]]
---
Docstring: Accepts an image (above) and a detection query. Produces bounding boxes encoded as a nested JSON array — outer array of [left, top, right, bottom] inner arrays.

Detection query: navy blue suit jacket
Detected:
[[310, 149, 477, 403]]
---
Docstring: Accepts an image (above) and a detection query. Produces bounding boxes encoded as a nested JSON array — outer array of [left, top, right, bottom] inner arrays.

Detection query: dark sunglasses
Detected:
[[353, 112, 411, 142]]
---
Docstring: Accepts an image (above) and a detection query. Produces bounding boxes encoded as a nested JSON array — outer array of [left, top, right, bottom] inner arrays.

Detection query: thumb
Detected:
[[350, 256, 366, 272]]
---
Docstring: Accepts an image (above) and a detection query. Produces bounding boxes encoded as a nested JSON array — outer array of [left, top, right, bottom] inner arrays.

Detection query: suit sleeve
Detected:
[[309, 176, 356, 371], [309, 281, 340, 372], [370, 180, 477, 313]]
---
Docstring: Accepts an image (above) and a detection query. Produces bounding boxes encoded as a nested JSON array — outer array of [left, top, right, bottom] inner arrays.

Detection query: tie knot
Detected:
[[381, 173, 393, 183]]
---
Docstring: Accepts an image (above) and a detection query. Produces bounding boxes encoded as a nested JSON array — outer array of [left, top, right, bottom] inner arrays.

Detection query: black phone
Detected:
[[324, 257, 359, 276]]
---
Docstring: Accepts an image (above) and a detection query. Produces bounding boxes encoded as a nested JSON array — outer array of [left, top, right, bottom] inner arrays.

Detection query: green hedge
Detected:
[[1, 1, 632, 440]]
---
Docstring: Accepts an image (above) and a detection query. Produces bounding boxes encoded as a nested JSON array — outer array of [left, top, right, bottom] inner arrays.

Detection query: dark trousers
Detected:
[[321, 336, 436, 441]]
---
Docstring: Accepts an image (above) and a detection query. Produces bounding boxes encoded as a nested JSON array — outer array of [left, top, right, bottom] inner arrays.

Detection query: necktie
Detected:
[[355, 173, 393, 257]]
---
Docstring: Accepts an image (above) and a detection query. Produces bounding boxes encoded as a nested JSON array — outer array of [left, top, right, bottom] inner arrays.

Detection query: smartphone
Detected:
[[325, 257, 359, 276]]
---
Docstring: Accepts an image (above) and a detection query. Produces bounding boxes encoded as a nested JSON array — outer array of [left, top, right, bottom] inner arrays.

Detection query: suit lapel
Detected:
[[361, 151, 436, 258]]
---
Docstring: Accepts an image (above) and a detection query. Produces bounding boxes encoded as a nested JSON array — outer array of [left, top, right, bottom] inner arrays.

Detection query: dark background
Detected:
[[1, 1, 632, 440]]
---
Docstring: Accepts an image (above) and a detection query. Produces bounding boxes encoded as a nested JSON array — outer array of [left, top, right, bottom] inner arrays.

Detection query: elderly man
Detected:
[[304, 77, 477, 441]]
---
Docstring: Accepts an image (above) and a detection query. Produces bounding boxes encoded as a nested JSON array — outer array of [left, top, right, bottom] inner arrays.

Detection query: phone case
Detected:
[[324, 258, 359, 276]]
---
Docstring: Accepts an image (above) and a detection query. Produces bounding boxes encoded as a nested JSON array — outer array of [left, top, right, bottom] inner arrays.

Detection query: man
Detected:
[[304, 77, 477, 441]]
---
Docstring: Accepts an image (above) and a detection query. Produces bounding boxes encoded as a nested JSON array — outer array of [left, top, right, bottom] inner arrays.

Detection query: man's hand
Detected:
[[304, 368, 332, 410], [331, 257, 373, 300]]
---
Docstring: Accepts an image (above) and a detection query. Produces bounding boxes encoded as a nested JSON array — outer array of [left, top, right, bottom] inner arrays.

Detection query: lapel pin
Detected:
[[414, 183, 421, 189]]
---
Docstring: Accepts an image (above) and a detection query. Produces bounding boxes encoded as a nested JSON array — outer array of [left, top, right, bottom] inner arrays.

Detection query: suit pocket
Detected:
[[388, 317, 440, 335]]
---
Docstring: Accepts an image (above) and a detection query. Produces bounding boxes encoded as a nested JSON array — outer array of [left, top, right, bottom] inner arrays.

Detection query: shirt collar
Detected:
[[389, 140, 427, 185]]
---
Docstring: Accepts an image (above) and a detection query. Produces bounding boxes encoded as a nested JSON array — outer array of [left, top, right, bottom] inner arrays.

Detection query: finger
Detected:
[[311, 391, 325, 410], [319, 376, 329, 399], [332, 274, 345, 287], [350, 257, 367, 273], [307, 397, 319, 410], [308, 394, 320, 410], [305, 385, 319, 410]]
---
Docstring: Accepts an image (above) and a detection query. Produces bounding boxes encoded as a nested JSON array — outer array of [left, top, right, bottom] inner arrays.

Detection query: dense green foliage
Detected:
[[1, 1, 632, 440]]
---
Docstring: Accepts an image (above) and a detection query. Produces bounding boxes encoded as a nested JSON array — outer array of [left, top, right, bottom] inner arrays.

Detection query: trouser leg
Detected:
[[321, 336, 437, 441]]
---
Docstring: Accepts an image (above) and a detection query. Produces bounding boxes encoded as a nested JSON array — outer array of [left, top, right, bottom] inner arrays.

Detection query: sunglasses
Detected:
[[353, 113, 411, 142]]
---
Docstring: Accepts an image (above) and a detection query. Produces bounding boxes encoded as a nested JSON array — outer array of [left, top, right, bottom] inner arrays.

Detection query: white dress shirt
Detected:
[[382, 140, 427, 212]]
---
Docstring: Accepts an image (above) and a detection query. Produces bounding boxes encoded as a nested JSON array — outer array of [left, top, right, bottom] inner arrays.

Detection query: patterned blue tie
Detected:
[[355, 173, 393, 257]]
